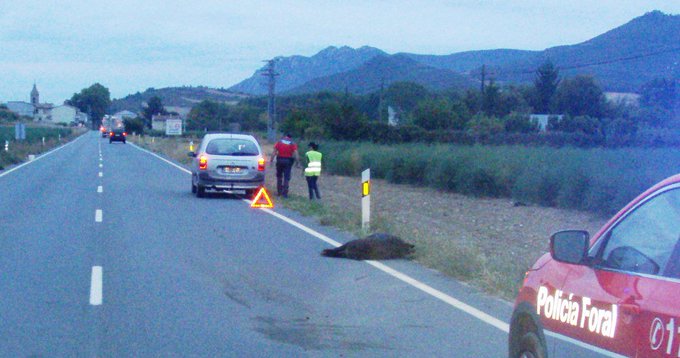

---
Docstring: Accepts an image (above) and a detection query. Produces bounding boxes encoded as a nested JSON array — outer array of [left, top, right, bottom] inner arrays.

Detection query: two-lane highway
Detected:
[[1, 131, 608, 357]]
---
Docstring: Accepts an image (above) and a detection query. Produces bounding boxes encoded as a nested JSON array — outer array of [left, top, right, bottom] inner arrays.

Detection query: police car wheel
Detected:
[[517, 332, 546, 358]]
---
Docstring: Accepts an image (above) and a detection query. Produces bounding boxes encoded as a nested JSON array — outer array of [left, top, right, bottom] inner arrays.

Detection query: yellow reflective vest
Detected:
[[304, 150, 322, 176]]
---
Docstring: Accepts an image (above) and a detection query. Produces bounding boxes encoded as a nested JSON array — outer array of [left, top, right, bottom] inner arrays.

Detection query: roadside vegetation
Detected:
[[322, 142, 680, 215], [0, 125, 84, 169]]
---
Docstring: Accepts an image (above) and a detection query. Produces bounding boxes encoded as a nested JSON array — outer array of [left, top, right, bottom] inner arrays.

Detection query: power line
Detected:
[[485, 46, 680, 77], [261, 59, 279, 142]]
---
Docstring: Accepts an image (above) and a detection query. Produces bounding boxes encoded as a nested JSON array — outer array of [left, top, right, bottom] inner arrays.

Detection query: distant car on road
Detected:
[[109, 128, 127, 144], [189, 133, 265, 198], [509, 174, 680, 358]]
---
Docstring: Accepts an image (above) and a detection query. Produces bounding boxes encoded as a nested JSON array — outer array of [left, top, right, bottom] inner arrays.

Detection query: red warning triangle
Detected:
[[250, 186, 274, 208]]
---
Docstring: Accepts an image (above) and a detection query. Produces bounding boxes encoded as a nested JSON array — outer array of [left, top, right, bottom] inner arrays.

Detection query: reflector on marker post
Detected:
[[362, 168, 370, 231], [251, 186, 274, 208]]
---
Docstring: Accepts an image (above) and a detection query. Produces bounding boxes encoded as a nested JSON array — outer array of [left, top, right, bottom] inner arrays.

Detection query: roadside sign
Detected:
[[251, 187, 274, 208], [15, 123, 26, 141], [166, 119, 183, 136]]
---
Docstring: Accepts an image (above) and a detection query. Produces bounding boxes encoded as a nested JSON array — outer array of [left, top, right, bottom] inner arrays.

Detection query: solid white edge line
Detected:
[[129, 142, 191, 174], [95, 209, 102, 222], [0, 131, 87, 178], [89, 266, 103, 305], [132, 140, 621, 356]]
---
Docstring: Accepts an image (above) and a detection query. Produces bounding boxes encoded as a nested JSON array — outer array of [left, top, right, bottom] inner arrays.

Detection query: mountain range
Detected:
[[230, 10, 679, 95]]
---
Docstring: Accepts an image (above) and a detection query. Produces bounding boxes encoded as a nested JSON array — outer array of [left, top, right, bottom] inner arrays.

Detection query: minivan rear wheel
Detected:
[[196, 185, 206, 198]]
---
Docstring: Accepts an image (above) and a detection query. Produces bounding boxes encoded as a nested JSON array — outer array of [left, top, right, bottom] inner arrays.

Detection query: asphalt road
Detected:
[[0, 131, 612, 357]]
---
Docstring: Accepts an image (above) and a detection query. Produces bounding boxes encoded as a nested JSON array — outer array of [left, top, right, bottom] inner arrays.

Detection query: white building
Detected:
[[51, 105, 81, 124], [5, 101, 34, 117]]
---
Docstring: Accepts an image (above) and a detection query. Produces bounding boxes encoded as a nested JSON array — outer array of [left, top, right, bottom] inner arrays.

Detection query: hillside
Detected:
[[229, 46, 386, 95], [109, 86, 248, 114], [287, 55, 476, 94], [228, 10, 678, 95]]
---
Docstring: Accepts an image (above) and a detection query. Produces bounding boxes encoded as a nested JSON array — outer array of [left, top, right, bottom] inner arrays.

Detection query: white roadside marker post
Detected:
[[189, 141, 194, 152], [4, 140, 8, 152], [42, 137, 45, 146], [362, 168, 371, 231]]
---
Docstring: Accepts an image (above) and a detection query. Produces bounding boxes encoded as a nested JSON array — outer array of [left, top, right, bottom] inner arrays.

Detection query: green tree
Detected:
[[142, 96, 168, 128], [69, 83, 111, 129], [385, 82, 430, 113], [554, 75, 605, 118], [482, 79, 501, 117], [533, 60, 560, 113], [412, 98, 463, 130], [187, 100, 224, 131], [638, 78, 677, 127]]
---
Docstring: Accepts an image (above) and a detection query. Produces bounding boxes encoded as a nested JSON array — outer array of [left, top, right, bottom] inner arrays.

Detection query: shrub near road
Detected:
[[324, 142, 680, 215]]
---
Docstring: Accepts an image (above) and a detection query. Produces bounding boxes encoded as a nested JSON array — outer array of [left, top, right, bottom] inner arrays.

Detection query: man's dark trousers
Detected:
[[276, 157, 294, 197]]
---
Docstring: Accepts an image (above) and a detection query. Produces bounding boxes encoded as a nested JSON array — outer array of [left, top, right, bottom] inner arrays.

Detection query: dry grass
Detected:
[[135, 135, 608, 300]]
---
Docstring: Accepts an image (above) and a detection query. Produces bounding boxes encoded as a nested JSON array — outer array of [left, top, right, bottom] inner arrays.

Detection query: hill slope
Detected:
[[229, 46, 386, 95], [287, 55, 476, 94], [109, 86, 247, 113]]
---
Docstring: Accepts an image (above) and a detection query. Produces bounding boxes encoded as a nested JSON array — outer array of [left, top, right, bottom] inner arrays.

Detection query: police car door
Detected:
[[621, 187, 680, 357]]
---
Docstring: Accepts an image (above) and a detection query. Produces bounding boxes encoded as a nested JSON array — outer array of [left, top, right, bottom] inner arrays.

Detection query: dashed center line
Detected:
[[97, 186, 103, 193], [99, 164, 103, 168], [89, 266, 103, 306], [99, 172, 103, 177], [95, 209, 102, 222]]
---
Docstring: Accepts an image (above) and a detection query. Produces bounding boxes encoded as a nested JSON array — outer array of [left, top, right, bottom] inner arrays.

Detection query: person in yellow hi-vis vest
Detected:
[[304, 142, 322, 200]]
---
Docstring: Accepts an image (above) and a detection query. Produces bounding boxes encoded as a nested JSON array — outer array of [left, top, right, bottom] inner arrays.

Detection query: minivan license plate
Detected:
[[223, 166, 242, 174]]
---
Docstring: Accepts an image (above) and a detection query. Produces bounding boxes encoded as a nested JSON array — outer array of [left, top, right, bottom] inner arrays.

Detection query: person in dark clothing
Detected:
[[271, 134, 299, 197], [304, 142, 322, 200]]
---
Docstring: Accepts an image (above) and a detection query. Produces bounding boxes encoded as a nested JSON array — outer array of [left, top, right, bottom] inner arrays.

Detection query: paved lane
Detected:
[[0, 131, 612, 357]]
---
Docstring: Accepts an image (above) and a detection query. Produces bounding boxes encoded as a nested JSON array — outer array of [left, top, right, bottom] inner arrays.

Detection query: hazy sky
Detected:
[[1, 0, 678, 104]]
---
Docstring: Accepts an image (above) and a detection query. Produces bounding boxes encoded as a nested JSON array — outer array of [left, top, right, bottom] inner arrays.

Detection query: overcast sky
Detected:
[[1, 0, 678, 104]]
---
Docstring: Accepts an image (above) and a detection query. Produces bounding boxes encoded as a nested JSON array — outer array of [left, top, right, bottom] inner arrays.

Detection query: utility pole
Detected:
[[262, 59, 279, 142], [480, 64, 486, 93]]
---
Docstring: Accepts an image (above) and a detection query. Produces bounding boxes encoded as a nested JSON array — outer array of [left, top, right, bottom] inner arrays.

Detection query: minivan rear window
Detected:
[[206, 139, 259, 156]]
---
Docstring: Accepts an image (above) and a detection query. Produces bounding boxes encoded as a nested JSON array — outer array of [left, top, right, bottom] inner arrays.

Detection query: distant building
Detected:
[[29, 83, 54, 121], [151, 114, 181, 131], [5, 101, 34, 117], [530, 114, 564, 132], [52, 104, 87, 124]]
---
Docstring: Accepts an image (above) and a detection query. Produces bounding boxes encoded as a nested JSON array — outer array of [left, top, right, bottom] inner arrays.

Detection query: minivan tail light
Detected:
[[258, 157, 265, 171], [199, 156, 208, 170], [123, 132, 127, 136], [109, 132, 113, 136]]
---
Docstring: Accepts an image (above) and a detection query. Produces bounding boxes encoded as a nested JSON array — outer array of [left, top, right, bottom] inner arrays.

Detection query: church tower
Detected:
[[31, 83, 39, 105]]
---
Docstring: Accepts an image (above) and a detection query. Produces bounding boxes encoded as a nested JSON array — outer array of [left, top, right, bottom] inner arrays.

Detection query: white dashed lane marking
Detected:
[[95, 209, 102, 222], [89, 266, 103, 306], [97, 186, 103, 193], [99, 172, 103, 177]]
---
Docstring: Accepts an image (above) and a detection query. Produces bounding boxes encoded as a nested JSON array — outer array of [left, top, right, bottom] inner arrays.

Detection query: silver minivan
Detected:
[[189, 133, 265, 197]]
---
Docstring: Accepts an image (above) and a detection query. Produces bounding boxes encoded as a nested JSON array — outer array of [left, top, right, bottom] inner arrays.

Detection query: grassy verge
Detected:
[[0, 126, 86, 169]]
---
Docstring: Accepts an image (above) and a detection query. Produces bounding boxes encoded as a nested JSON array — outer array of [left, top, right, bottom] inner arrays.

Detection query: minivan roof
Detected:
[[202, 133, 257, 141]]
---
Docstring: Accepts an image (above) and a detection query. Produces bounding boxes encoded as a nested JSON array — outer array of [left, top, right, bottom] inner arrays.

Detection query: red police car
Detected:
[[510, 174, 680, 358]]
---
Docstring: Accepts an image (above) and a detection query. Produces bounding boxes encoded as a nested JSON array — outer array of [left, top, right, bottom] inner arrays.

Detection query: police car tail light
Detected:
[[257, 157, 265, 171], [199, 156, 208, 170]]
